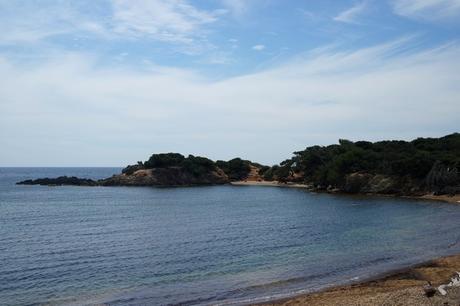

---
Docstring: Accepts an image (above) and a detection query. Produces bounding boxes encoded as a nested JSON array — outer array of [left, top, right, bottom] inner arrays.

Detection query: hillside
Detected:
[[262, 133, 460, 196], [17, 134, 460, 195], [17, 154, 262, 187]]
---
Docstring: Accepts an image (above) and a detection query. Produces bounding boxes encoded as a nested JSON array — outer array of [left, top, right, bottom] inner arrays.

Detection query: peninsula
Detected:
[[17, 133, 460, 200]]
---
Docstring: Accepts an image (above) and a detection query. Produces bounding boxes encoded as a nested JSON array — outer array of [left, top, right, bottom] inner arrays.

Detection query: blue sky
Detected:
[[0, 0, 459, 166]]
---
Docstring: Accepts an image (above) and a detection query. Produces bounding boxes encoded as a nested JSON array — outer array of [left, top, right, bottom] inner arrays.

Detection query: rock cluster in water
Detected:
[[17, 176, 98, 186], [16, 169, 231, 187], [16, 154, 260, 187]]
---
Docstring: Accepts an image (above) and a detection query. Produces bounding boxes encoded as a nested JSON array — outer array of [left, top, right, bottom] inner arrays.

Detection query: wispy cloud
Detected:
[[252, 44, 265, 51], [333, 2, 367, 24], [111, 0, 218, 43], [1, 38, 459, 165], [392, 0, 460, 21], [0, 1, 101, 44], [0, 0, 220, 47]]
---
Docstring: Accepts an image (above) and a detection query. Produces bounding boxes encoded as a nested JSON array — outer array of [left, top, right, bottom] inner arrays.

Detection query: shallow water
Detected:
[[1, 167, 460, 306]]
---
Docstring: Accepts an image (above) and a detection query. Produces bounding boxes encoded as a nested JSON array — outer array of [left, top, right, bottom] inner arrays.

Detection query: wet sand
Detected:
[[257, 254, 460, 306]]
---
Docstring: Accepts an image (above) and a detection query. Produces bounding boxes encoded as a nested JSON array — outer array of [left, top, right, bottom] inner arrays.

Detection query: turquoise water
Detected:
[[1, 168, 460, 305]]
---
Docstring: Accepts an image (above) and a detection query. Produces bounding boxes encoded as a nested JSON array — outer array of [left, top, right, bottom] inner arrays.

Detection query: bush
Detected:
[[216, 158, 251, 180], [144, 153, 185, 168], [181, 155, 216, 177]]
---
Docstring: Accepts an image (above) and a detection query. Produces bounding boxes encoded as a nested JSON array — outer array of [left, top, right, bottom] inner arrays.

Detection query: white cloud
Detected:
[[392, 0, 460, 20], [333, 2, 367, 24], [0, 1, 99, 44], [1, 39, 459, 166], [0, 0, 219, 46], [111, 0, 217, 43], [252, 44, 265, 51]]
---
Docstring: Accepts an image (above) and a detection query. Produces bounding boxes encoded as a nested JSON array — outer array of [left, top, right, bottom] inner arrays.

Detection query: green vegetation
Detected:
[[181, 155, 216, 176], [120, 133, 459, 194], [265, 133, 460, 192], [144, 153, 185, 168], [215, 158, 251, 180], [122, 153, 263, 180], [131, 153, 216, 177]]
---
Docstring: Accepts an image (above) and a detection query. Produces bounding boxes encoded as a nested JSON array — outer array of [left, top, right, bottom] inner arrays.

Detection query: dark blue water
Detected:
[[1, 168, 460, 306]]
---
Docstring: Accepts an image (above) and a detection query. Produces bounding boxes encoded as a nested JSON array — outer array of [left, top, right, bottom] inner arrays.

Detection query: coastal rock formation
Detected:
[[342, 173, 420, 195], [17, 168, 230, 187], [262, 133, 460, 196], [16, 134, 460, 196], [99, 167, 229, 186], [17, 176, 97, 186], [16, 153, 257, 187], [426, 161, 460, 195]]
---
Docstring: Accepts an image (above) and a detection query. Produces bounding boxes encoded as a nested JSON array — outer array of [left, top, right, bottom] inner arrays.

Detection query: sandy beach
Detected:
[[258, 254, 460, 306]]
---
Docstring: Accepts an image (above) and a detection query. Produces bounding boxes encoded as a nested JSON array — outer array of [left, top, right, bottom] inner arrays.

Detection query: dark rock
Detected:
[[121, 163, 145, 175], [16, 176, 97, 186], [341, 173, 422, 195], [99, 167, 229, 187], [426, 161, 459, 193], [343, 173, 372, 193], [17, 167, 230, 188], [423, 282, 436, 297]]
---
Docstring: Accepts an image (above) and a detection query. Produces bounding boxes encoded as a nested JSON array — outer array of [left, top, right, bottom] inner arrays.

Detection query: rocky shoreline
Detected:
[[16, 141, 460, 199], [18, 174, 460, 206], [17, 168, 229, 187], [231, 180, 460, 204]]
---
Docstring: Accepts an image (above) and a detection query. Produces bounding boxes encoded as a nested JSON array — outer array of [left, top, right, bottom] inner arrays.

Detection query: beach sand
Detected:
[[230, 181, 310, 189], [418, 194, 460, 204], [258, 254, 460, 306]]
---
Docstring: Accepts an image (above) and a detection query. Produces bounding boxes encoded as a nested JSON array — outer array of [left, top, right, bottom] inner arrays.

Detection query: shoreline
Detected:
[[255, 253, 460, 306], [232, 180, 460, 305], [230, 181, 460, 204]]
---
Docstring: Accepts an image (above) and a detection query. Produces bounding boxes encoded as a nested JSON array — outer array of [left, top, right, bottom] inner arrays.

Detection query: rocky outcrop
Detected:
[[17, 176, 97, 186], [341, 173, 426, 195], [338, 171, 460, 196], [17, 167, 229, 187], [426, 161, 459, 195], [99, 167, 229, 186]]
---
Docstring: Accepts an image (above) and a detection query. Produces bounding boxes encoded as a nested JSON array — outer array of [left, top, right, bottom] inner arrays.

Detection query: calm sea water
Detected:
[[1, 168, 460, 306]]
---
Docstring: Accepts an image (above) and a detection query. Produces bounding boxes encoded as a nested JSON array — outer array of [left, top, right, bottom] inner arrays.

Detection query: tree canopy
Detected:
[[264, 133, 460, 190], [123, 153, 262, 180]]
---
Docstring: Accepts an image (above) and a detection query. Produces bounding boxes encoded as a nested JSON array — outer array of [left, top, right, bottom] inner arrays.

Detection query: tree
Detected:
[[144, 153, 185, 168]]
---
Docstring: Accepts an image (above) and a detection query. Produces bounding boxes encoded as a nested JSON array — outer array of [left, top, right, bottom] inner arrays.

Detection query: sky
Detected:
[[0, 0, 459, 166]]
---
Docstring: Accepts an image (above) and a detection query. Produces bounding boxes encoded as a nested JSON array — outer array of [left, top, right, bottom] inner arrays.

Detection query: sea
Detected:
[[1, 167, 460, 305]]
